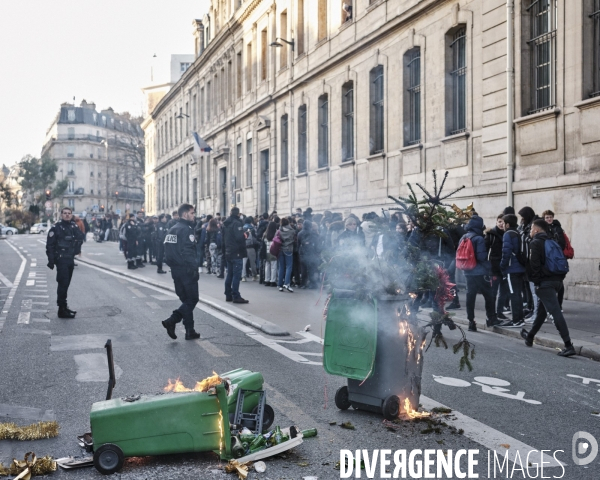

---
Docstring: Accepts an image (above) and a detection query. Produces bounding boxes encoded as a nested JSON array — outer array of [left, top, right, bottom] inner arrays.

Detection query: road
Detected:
[[1, 235, 599, 479]]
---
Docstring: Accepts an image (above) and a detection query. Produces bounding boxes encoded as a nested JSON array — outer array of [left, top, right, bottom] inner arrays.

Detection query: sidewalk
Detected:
[[77, 239, 600, 361]]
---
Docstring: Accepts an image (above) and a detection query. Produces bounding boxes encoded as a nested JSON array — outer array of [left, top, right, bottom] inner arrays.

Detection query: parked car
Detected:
[[30, 222, 49, 234], [0, 223, 18, 235]]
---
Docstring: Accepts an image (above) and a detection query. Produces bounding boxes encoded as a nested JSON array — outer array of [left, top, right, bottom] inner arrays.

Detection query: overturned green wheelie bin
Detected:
[[88, 369, 272, 475]]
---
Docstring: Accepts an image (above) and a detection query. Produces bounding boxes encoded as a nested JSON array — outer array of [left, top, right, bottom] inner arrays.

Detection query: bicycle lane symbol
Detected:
[[432, 375, 542, 405]]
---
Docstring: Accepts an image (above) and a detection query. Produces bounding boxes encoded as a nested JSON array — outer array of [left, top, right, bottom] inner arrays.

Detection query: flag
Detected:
[[192, 132, 212, 158]]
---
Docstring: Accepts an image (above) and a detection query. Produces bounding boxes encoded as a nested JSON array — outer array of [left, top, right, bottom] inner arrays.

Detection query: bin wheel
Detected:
[[252, 404, 275, 431], [382, 395, 400, 421], [93, 443, 124, 475], [335, 386, 351, 410]]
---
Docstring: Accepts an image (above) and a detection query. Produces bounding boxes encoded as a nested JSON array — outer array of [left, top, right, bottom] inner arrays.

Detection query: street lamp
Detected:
[[270, 37, 295, 52]]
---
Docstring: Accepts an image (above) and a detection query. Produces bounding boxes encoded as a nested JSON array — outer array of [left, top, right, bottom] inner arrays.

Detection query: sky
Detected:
[[0, 0, 209, 167]]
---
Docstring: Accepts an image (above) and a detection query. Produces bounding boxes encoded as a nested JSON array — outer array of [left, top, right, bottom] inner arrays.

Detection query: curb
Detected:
[[434, 312, 600, 362], [77, 257, 290, 337]]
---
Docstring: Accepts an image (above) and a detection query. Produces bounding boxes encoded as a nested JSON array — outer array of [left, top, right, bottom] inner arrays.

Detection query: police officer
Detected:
[[46, 207, 84, 318], [125, 214, 144, 269], [161, 204, 201, 340], [155, 214, 168, 274]]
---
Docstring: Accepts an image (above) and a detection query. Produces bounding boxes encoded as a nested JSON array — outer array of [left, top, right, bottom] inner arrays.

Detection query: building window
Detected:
[[180, 62, 191, 73], [527, 0, 556, 112], [207, 81, 212, 119], [404, 48, 421, 145], [236, 143, 242, 188], [246, 137, 253, 186], [236, 52, 243, 98], [343, 0, 352, 23], [68, 180, 75, 193], [450, 27, 467, 134], [68, 199, 75, 208], [280, 11, 288, 68], [297, 0, 305, 55], [68, 127, 75, 140], [67, 109, 76, 121], [342, 82, 354, 161], [227, 61, 233, 105], [280, 115, 289, 177], [369, 65, 384, 154], [318, 94, 329, 167], [298, 105, 307, 173], [200, 87, 205, 124], [590, 0, 600, 97], [317, 0, 327, 42], [67, 146, 75, 158], [186, 165, 189, 202], [261, 29, 268, 81], [90, 170, 94, 177], [246, 42, 253, 92]]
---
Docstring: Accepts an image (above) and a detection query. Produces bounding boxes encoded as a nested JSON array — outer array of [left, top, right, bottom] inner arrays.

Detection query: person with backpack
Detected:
[[456, 215, 501, 332], [498, 214, 526, 328], [543, 210, 573, 314], [520, 219, 575, 357], [242, 216, 259, 281]]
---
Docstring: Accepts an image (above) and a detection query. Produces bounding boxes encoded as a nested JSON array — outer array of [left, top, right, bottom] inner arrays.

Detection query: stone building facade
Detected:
[[42, 101, 145, 216], [143, 0, 600, 303]]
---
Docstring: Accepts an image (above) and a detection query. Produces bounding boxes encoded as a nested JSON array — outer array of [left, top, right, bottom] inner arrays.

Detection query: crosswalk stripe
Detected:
[[17, 312, 30, 324]]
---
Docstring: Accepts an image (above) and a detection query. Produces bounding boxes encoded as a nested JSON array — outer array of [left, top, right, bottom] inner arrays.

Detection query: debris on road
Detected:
[[224, 459, 250, 479], [340, 421, 355, 430], [253, 461, 266, 472], [0, 421, 59, 441], [0, 452, 56, 478]]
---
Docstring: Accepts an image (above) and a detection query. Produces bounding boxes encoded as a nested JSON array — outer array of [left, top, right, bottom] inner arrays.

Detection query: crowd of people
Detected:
[[94, 203, 575, 356]]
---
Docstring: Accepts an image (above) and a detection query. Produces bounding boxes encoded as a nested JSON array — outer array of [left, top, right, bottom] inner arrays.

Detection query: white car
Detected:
[[0, 223, 18, 235], [30, 223, 49, 234]]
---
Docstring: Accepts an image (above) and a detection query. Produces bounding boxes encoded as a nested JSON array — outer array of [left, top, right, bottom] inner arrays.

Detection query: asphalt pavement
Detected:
[[0, 235, 599, 479]]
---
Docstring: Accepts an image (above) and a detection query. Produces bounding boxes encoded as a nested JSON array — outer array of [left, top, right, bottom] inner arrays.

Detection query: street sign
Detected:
[[115, 209, 121, 215]]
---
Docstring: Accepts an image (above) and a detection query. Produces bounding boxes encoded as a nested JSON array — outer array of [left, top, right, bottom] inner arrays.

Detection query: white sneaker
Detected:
[[284, 284, 294, 293], [241, 277, 246, 282], [545, 314, 553, 323], [199, 267, 203, 273], [278, 286, 283, 292], [524, 318, 535, 324]]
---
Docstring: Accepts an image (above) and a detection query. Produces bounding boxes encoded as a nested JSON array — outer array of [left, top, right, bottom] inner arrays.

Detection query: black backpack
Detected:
[[507, 230, 528, 266]]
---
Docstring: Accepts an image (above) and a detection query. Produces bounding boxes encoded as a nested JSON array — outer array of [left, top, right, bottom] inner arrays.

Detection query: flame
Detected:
[[399, 320, 407, 335], [404, 398, 430, 419], [164, 372, 223, 393], [408, 292, 417, 299], [407, 327, 416, 356]]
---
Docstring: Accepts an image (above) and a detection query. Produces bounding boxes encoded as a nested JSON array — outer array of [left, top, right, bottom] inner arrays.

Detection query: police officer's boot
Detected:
[[161, 310, 181, 339], [157, 268, 167, 274], [65, 306, 77, 316], [58, 306, 76, 319], [127, 261, 137, 270], [185, 330, 201, 340], [136, 258, 145, 268]]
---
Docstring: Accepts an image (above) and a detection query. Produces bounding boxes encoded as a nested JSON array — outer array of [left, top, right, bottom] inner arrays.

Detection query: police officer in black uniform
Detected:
[[46, 207, 85, 318], [155, 214, 168, 274], [161, 204, 201, 340], [125, 214, 145, 269]]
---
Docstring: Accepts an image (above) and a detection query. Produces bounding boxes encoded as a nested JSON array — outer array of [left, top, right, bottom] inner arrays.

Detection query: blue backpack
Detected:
[[544, 239, 569, 275]]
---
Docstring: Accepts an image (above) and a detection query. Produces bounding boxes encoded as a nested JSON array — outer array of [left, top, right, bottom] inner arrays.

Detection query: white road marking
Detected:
[[1, 242, 27, 333], [0, 271, 13, 288], [195, 339, 229, 357], [21, 299, 32, 309], [23, 295, 49, 298], [32, 302, 49, 305], [26, 280, 35, 286], [145, 301, 161, 309], [17, 312, 30, 324], [420, 396, 565, 468]]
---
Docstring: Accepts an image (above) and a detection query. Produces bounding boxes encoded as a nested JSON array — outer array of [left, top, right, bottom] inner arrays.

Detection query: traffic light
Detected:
[[45, 189, 51, 200], [100, 205, 105, 212]]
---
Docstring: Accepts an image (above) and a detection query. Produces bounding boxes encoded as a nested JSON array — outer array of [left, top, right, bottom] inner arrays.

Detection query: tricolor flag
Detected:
[[192, 132, 212, 158]]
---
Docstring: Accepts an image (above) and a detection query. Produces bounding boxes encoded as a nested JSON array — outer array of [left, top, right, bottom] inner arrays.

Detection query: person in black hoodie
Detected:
[[221, 207, 249, 304], [520, 220, 575, 357], [518, 206, 540, 321], [485, 214, 508, 320]]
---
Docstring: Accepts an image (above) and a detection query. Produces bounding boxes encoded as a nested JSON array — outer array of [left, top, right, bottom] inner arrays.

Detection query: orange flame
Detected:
[[404, 398, 430, 419], [164, 372, 223, 393], [409, 292, 417, 299]]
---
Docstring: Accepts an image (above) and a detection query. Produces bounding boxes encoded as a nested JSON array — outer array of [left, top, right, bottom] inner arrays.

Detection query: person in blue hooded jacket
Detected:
[[498, 214, 526, 328], [458, 215, 501, 331]]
